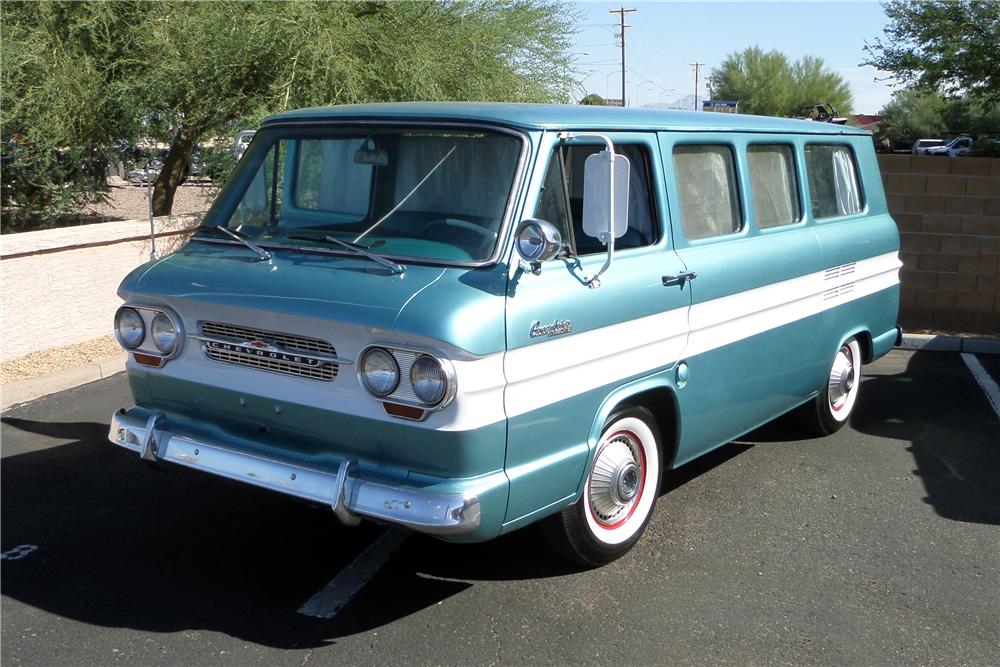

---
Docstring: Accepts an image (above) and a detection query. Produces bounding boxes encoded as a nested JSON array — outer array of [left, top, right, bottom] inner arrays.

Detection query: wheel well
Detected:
[[619, 387, 680, 470], [853, 330, 873, 363]]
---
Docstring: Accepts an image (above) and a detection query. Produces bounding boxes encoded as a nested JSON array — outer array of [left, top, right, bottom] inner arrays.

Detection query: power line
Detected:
[[690, 62, 705, 111], [609, 7, 636, 106]]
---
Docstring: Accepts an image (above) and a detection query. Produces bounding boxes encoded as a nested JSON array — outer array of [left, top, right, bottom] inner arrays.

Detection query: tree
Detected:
[[1, 0, 577, 225], [863, 1, 1000, 104], [580, 93, 608, 106], [876, 88, 1000, 145], [1, 1, 147, 229], [710, 47, 852, 117], [876, 88, 949, 142]]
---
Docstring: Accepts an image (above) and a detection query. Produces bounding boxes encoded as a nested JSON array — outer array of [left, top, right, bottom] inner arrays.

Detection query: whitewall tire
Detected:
[[543, 406, 662, 566], [798, 337, 862, 436]]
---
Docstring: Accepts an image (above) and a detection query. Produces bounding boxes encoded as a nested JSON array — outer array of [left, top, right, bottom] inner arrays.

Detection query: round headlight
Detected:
[[410, 355, 448, 405], [361, 348, 399, 397], [150, 312, 178, 355], [115, 307, 145, 349]]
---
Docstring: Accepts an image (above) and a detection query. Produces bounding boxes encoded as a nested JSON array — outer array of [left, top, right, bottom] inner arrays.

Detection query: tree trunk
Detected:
[[151, 124, 198, 216]]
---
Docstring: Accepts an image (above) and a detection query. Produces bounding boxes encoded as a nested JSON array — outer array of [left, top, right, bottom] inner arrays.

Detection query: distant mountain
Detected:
[[641, 94, 698, 111]]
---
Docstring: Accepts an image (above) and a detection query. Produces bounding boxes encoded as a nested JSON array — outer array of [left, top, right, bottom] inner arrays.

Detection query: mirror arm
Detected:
[[567, 133, 617, 288]]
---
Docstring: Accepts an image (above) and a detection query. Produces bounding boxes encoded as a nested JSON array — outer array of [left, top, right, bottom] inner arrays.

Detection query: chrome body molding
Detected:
[[108, 409, 481, 535]]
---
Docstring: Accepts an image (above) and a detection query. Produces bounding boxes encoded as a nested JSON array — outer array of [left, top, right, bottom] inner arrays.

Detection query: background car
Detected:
[[926, 136, 973, 157], [912, 139, 945, 155]]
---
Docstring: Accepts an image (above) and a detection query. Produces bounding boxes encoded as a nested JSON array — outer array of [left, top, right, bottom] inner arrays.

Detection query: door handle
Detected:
[[662, 271, 697, 287]]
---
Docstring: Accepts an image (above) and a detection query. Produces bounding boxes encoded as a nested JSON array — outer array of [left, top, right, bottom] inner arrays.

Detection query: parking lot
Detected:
[[2, 349, 998, 666]]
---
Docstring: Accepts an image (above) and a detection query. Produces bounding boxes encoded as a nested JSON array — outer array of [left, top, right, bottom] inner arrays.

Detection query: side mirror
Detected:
[[514, 219, 563, 275], [582, 150, 630, 243]]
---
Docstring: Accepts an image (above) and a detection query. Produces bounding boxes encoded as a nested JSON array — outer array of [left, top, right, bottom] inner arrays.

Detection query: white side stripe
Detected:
[[502, 251, 901, 419]]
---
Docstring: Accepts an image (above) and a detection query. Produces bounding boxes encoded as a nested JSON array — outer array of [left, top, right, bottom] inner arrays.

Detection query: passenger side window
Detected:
[[747, 144, 800, 229], [804, 144, 863, 219], [534, 144, 658, 256], [672, 145, 742, 240]]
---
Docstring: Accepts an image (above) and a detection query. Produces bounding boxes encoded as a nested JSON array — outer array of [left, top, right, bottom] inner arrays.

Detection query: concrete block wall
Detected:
[[1, 214, 201, 361], [879, 154, 1000, 334]]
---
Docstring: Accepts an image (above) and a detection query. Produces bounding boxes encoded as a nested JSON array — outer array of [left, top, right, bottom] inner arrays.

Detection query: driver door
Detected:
[[501, 130, 692, 524]]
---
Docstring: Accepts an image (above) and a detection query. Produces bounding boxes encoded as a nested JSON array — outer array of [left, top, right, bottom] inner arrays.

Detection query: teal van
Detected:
[[109, 103, 901, 566]]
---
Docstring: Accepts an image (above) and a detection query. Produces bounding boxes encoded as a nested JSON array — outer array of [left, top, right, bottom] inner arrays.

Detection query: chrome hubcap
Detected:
[[590, 435, 642, 525], [828, 345, 855, 410]]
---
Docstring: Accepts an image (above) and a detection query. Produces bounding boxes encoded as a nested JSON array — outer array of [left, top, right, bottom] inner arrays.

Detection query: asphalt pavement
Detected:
[[2, 349, 998, 666]]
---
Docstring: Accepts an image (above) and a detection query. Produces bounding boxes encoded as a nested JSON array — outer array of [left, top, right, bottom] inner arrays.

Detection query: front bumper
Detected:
[[108, 409, 481, 535]]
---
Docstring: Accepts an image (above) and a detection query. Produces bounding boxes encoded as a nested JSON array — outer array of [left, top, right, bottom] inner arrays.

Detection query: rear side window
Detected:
[[804, 144, 863, 219], [747, 144, 800, 229], [673, 145, 742, 240]]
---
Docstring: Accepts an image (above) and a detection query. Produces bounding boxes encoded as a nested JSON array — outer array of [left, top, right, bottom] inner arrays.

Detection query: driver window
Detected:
[[534, 144, 658, 256]]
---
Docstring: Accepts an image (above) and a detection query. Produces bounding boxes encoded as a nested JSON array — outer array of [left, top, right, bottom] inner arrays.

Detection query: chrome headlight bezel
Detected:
[[357, 344, 457, 411], [114, 307, 145, 349], [114, 304, 185, 361]]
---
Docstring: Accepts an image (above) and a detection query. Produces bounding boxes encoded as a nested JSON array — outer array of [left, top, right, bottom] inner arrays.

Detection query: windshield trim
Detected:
[[204, 120, 531, 269]]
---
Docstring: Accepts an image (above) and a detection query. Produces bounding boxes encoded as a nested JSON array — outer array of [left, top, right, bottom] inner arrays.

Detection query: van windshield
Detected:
[[210, 126, 524, 264]]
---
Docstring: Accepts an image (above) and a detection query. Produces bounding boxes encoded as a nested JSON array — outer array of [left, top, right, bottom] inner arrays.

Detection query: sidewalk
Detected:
[[3, 333, 999, 412]]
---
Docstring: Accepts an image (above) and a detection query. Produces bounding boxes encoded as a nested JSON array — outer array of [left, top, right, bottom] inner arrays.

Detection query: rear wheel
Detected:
[[542, 406, 662, 567], [798, 338, 862, 436]]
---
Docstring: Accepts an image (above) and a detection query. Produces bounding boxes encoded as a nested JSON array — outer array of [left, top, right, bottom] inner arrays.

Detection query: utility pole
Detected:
[[610, 7, 636, 107], [690, 63, 704, 111]]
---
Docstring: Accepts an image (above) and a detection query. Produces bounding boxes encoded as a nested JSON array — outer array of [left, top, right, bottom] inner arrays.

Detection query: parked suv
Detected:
[[926, 136, 973, 157]]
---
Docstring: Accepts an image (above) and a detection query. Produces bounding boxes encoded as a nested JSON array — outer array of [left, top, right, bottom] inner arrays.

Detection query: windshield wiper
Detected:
[[286, 234, 405, 275], [191, 225, 272, 262]]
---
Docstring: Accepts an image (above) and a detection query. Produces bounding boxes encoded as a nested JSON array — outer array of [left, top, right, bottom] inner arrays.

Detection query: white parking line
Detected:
[[961, 353, 1000, 421], [298, 528, 410, 619], [0, 544, 38, 561]]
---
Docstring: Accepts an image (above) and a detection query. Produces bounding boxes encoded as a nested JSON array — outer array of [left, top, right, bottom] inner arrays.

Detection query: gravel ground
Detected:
[[79, 178, 216, 222], [0, 335, 122, 384]]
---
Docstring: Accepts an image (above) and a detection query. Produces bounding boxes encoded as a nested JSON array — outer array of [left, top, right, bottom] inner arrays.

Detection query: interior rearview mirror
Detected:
[[582, 150, 630, 242]]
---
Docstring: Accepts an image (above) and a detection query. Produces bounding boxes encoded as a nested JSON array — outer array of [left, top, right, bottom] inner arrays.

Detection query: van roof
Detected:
[[262, 102, 869, 136]]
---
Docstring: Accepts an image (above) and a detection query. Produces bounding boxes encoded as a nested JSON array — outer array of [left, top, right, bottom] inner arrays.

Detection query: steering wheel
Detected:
[[425, 218, 498, 245]]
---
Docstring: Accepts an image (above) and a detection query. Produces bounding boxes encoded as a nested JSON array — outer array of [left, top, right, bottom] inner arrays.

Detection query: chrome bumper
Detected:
[[108, 409, 480, 535]]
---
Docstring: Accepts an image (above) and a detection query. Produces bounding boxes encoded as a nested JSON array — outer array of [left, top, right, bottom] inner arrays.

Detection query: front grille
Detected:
[[200, 321, 339, 381]]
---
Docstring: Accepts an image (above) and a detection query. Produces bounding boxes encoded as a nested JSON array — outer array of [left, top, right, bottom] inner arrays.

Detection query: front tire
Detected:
[[542, 406, 662, 567], [798, 338, 862, 436]]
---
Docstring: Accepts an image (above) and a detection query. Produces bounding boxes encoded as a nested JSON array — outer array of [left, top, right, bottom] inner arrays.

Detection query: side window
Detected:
[[747, 144, 800, 229], [672, 144, 742, 240], [234, 140, 286, 227], [533, 149, 574, 247], [294, 139, 372, 216], [534, 143, 658, 256], [804, 144, 863, 219]]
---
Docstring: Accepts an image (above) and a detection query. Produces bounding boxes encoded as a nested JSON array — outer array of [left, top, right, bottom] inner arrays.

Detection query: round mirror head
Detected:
[[515, 219, 563, 263]]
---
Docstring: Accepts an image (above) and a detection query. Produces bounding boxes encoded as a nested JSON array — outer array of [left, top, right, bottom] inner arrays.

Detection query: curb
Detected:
[[897, 334, 1000, 355], [1, 353, 127, 411]]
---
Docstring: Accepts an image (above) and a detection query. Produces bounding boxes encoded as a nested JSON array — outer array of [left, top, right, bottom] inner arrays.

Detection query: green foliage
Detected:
[[1, 0, 577, 228], [876, 89, 949, 142], [710, 47, 852, 117], [876, 88, 1000, 143], [1, 1, 146, 228], [579, 94, 608, 106], [863, 1, 1000, 104]]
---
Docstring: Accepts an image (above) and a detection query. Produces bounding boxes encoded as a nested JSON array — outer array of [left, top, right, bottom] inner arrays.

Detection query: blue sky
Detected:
[[570, 1, 898, 113]]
